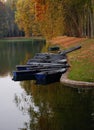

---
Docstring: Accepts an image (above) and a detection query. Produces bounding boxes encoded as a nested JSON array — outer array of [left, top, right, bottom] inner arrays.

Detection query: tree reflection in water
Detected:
[[14, 80, 94, 130]]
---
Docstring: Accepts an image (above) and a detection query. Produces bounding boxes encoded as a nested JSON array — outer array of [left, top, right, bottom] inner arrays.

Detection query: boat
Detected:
[[16, 62, 69, 71], [27, 53, 67, 64], [35, 68, 67, 85], [48, 46, 60, 51], [12, 70, 36, 81]]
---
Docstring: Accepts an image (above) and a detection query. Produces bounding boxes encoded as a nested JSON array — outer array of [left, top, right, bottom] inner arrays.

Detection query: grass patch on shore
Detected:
[[67, 39, 94, 82]]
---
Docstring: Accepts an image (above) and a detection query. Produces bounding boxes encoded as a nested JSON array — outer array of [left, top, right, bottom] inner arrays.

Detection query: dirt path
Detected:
[[50, 36, 86, 47]]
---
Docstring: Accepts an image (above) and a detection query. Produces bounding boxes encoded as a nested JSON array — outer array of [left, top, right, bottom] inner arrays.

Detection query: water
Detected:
[[0, 40, 94, 130], [0, 76, 30, 130], [0, 40, 45, 130]]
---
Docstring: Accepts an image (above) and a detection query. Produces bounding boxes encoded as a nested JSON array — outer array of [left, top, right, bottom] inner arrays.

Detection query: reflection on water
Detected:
[[18, 81, 94, 130], [0, 40, 94, 130], [0, 76, 30, 130], [0, 39, 45, 77], [0, 39, 45, 130]]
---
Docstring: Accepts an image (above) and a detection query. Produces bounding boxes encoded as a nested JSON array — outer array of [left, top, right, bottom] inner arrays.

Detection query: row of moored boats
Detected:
[[12, 45, 81, 84]]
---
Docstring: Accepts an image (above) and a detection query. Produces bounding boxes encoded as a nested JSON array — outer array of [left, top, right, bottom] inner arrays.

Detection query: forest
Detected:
[[0, 0, 94, 39]]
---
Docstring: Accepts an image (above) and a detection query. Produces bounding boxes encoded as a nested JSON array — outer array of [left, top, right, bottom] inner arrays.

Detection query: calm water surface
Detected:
[[0, 40, 94, 130]]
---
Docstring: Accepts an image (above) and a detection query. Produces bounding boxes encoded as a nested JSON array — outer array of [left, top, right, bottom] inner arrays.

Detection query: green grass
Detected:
[[67, 39, 94, 82]]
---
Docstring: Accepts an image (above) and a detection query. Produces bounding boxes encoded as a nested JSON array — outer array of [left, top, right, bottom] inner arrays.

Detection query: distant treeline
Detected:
[[0, 0, 94, 39], [0, 0, 24, 38]]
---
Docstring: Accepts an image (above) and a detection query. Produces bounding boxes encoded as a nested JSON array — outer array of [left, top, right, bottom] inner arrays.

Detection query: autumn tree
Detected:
[[62, 0, 94, 38], [15, 0, 41, 37], [5, 0, 23, 37], [34, 0, 64, 39], [82, 0, 94, 38], [0, 1, 7, 38]]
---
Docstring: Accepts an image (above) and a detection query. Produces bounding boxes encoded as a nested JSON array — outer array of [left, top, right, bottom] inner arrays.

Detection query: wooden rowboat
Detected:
[[16, 63, 69, 71], [12, 70, 36, 81], [35, 68, 67, 85], [48, 46, 60, 51]]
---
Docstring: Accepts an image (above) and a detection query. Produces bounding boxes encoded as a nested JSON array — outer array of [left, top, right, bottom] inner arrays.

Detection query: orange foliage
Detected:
[[34, 0, 45, 4], [35, 0, 47, 21]]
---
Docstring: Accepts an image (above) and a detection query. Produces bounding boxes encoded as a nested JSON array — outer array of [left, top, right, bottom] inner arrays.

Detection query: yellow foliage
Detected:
[[15, 0, 40, 37]]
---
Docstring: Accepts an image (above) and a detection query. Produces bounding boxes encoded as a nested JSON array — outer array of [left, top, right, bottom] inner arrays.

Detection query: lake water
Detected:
[[0, 40, 94, 130]]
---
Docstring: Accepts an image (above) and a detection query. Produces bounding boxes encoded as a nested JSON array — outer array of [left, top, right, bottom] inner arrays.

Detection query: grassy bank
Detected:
[[67, 39, 94, 82], [0, 37, 45, 42], [50, 36, 94, 82]]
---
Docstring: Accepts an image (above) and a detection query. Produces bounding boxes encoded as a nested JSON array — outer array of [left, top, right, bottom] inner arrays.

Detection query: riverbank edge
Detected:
[[49, 36, 94, 87], [60, 71, 94, 88]]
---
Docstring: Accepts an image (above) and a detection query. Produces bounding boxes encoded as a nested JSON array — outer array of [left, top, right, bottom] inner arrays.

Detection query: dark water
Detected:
[[0, 40, 94, 130]]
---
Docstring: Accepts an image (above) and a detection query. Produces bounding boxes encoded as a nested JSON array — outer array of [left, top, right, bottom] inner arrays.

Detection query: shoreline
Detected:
[[60, 71, 94, 88]]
